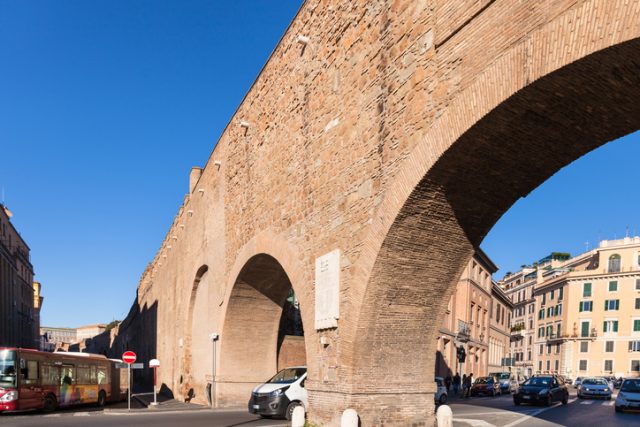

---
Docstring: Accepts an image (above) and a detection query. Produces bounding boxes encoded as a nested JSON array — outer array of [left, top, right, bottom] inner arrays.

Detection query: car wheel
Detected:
[[439, 394, 447, 405], [285, 402, 302, 421], [43, 394, 57, 412], [546, 395, 553, 407]]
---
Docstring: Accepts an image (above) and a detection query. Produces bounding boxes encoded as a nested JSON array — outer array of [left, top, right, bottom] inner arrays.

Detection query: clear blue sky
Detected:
[[1, 1, 638, 327]]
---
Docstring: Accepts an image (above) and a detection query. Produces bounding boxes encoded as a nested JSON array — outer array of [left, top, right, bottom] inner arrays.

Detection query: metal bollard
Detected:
[[341, 408, 359, 427], [291, 405, 305, 427], [436, 404, 453, 427]]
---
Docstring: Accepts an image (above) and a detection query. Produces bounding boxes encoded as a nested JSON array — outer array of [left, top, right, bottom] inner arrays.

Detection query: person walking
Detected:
[[444, 373, 452, 393], [461, 374, 467, 397], [465, 373, 474, 398], [453, 372, 461, 396]]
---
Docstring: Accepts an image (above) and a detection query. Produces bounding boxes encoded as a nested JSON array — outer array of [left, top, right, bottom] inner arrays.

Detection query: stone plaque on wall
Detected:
[[315, 249, 340, 330]]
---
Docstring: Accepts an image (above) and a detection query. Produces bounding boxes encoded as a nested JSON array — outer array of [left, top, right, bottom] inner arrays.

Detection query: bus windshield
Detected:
[[0, 350, 17, 389]]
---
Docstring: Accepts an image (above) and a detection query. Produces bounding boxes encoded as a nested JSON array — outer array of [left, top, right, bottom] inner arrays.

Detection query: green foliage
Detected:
[[105, 320, 120, 332]]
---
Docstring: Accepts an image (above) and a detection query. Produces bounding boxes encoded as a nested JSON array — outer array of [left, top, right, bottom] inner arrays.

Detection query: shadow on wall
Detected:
[[434, 350, 454, 379], [85, 297, 159, 394]]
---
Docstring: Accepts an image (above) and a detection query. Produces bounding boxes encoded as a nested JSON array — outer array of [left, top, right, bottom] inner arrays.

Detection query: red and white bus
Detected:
[[0, 348, 126, 413]]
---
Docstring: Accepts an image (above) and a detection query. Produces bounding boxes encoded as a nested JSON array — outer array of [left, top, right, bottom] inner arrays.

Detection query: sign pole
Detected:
[[153, 367, 157, 405], [128, 364, 131, 411]]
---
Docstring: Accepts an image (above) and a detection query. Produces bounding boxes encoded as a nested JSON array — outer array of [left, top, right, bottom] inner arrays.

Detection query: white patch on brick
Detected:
[[324, 117, 340, 132]]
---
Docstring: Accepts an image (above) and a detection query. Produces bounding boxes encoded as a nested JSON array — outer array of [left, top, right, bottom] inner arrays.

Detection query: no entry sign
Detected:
[[122, 351, 137, 364]]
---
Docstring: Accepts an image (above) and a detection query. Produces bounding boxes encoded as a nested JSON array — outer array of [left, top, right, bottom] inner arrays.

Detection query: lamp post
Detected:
[[209, 333, 219, 408]]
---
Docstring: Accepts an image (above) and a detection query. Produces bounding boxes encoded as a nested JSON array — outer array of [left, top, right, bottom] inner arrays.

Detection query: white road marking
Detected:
[[43, 414, 61, 417], [580, 400, 594, 405], [74, 412, 91, 416], [454, 418, 497, 427], [603, 400, 615, 406], [502, 403, 562, 427]]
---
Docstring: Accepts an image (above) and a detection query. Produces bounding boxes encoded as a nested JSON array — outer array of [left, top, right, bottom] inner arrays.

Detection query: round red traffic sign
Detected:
[[122, 351, 137, 364]]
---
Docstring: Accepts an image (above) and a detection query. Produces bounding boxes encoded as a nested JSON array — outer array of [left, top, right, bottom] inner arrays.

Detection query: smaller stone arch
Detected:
[[183, 265, 209, 401]]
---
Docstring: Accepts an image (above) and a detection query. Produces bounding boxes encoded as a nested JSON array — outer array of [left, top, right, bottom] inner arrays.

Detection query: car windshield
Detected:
[[475, 378, 488, 384], [497, 373, 510, 380], [0, 350, 17, 389], [524, 377, 551, 387], [267, 367, 306, 384], [621, 379, 640, 392], [582, 378, 606, 385]]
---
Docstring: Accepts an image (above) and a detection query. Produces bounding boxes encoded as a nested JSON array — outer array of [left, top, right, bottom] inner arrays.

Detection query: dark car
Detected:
[[513, 375, 569, 406], [470, 376, 501, 397]]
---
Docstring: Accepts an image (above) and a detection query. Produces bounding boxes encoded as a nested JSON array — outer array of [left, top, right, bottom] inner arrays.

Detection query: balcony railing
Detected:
[[457, 320, 471, 342]]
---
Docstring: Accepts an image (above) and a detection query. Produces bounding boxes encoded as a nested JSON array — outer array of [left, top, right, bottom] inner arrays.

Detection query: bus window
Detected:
[[97, 367, 108, 385], [20, 360, 39, 385], [41, 364, 59, 386], [0, 350, 16, 388], [77, 366, 91, 385], [90, 365, 97, 384]]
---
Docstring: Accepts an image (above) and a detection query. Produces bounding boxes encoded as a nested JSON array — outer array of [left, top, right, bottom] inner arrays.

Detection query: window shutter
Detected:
[[605, 300, 608, 311], [614, 321, 619, 332], [579, 302, 583, 312], [603, 321, 607, 332], [616, 300, 619, 310]]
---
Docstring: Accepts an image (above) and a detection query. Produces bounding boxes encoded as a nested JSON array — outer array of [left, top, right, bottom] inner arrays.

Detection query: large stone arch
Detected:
[[216, 233, 311, 407], [340, 20, 640, 427]]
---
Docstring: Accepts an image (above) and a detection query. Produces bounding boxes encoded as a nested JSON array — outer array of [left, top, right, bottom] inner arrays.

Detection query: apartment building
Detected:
[[435, 250, 513, 378], [0, 204, 39, 348], [533, 237, 640, 379]]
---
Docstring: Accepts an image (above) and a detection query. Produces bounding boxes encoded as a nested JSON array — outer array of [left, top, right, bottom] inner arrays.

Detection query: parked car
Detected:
[[615, 378, 640, 412], [248, 366, 307, 420], [564, 378, 573, 385], [470, 376, 501, 397], [614, 377, 624, 389], [435, 377, 448, 404], [601, 376, 616, 390], [574, 376, 584, 389], [513, 375, 569, 406], [578, 377, 612, 400], [490, 372, 518, 393]]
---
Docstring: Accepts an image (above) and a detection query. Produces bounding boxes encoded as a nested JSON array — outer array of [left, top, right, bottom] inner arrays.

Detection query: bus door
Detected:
[[59, 365, 77, 406], [18, 358, 41, 410]]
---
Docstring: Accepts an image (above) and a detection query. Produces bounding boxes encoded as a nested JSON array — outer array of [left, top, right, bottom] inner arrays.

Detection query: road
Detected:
[[448, 389, 639, 427], [0, 408, 287, 427]]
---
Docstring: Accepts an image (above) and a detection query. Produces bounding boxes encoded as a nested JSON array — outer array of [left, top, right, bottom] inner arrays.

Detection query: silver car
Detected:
[[615, 378, 640, 412], [435, 377, 448, 404], [578, 377, 612, 400]]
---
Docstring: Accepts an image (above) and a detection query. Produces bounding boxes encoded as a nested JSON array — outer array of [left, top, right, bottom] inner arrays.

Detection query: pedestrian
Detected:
[[465, 373, 474, 398], [444, 373, 452, 393], [453, 372, 461, 396], [462, 374, 467, 397]]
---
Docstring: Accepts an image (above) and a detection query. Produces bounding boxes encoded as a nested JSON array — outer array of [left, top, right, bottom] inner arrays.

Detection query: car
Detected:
[[615, 378, 640, 412], [564, 377, 573, 385], [470, 376, 501, 397], [435, 377, 448, 404], [490, 372, 518, 393], [578, 377, 612, 400], [513, 375, 569, 406], [601, 376, 616, 390], [574, 376, 584, 389], [614, 377, 624, 389], [248, 366, 307, 420]]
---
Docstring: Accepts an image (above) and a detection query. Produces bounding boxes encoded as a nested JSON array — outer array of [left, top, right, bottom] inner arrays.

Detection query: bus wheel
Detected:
[[43, 394, 57, 412], [97, 390, 107, 407]]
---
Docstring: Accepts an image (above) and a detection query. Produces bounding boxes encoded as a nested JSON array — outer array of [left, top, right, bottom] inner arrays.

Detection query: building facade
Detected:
[[533, 238, 640, 379], [435, 250, 513, 379], [0, 204, 38, 348]]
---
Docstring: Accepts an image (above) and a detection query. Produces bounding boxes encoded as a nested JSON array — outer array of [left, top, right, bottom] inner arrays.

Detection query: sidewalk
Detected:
[[104, 392, 211, 413]]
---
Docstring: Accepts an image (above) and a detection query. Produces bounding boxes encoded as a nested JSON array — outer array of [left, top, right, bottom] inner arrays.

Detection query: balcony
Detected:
[[456, 320, 471, 342]]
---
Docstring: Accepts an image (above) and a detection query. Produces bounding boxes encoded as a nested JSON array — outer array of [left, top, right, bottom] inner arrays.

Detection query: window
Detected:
[[21, 360, 38, 385], [606, 341, 614, 352], [558, 287, 564, 301], [605, 360, 613, 372], [538, 361, 543, 371], [609, 254, 621, 273], [539, 344, 543, 355], [581, 321, 590, 337], [547, 344, 552, 354], [579, 301, 593, 312], [605, 299, 620, 311], [634, 319, 640, 332], [632, 360, 640, 372], [538, 327, 544, 338], [542, 293, 546, 305], [60, 365, 75, 386], [583, 283, 592, 297], [547, 325, 553, 337], [609, 281, 618, 292], [547, 307, 553, 317], [603, 320, 619, 333], [555, 360, 559, 371], [579, 360, 588, 371], [636, 278, 640, 290], [97, 367, 108, 385], [580, 342, 589, 352], [556, 323, 562, 337], [556, 343, 561, 353], [550, 290, 555, 300], [77, 366, 91, 384], [555, 304, 562, 316], [636, 298, 640, 310], [630, 341, 640, 352], [546, 360, 550, 371]]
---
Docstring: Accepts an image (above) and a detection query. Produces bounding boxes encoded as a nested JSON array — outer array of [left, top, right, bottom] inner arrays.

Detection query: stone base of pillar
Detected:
[[308, 389, 436, 426]]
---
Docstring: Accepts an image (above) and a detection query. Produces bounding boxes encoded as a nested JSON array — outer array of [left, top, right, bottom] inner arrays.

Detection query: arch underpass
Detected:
[[128, 1, 640, 425]]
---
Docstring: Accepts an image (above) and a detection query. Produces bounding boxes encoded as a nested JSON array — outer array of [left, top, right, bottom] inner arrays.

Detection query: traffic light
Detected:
[[457, 345, 466, 363]]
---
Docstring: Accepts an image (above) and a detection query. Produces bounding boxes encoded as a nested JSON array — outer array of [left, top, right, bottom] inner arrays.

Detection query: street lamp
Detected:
[[209, 333, 219, 408]]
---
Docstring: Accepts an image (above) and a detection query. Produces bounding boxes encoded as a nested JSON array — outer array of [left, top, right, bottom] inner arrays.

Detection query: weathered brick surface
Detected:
[[123, 1, 640, 425]]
